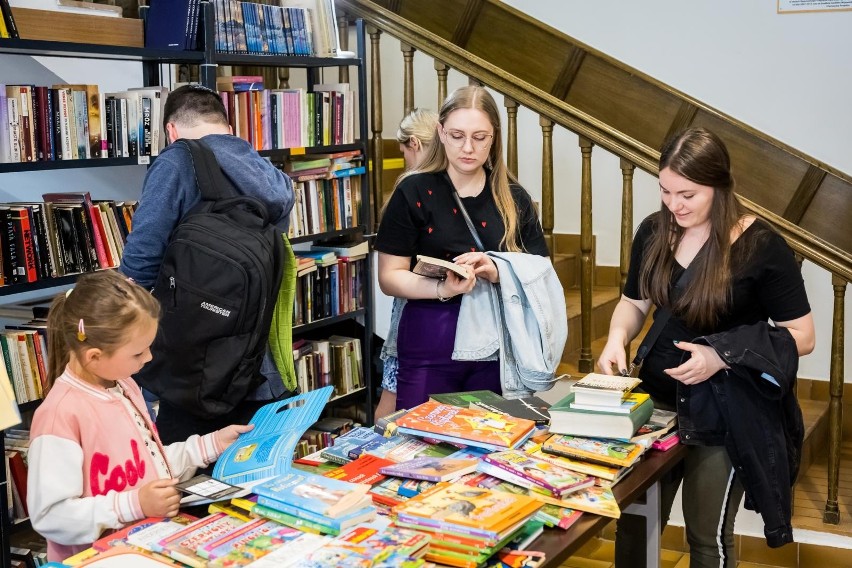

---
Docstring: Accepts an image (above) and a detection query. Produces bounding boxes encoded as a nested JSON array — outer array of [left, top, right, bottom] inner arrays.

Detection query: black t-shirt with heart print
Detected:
[[375, 171, 549, 265]]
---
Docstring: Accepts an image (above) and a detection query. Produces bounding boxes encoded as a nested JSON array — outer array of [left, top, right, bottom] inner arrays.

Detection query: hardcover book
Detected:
[[469, 395, 551, 425], [541, 434, 644, 469], [412, 255, 471, 280], [379, 456, 479, 483], [571, 373, 641, 406], [568, 392, 650, 414], [480, 449, 595, 498], [252, 470, 372, 519], [548, 392, 654, 441], [394, 400, 536, 451]]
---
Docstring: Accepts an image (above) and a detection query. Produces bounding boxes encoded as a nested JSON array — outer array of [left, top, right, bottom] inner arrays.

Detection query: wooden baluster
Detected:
[[824, 275, 847, 524], [578, 136, 595, 373], [337, 14, 350, 83], [619, 159, 635, 294], [401, 42, 415, 115], [504, 97, 518, 178], [277, 68, 290, 90], [435, 61, 449, 108], [539, 116, 554, 260], [369, 26, 384, 228]]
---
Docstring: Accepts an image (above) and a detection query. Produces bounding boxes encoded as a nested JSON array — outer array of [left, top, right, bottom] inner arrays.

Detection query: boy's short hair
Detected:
[[163, 84, 229, 129]]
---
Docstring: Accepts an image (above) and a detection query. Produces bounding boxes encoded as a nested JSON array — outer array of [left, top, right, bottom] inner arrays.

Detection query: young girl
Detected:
[[27, 270, 253, 562]]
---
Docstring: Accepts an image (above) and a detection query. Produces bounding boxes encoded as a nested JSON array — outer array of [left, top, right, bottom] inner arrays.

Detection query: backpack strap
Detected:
[[179, 138, 239, 202]]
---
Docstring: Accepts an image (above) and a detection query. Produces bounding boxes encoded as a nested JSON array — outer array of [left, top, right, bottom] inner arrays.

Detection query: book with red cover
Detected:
[[8, 206, 38, 282], [395, 400, 536, 451], [92, 513, 198, 551], [323, 453, 395, 485], [6, 450, 27, 516]]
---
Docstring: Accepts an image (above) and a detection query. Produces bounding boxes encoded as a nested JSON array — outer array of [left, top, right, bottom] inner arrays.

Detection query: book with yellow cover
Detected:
[[393, 482, 542, 540], [395, 400, 536, 451], [555, 485, 621, 518], [527, 448, 630, 485], [541, 434, 644, 469]]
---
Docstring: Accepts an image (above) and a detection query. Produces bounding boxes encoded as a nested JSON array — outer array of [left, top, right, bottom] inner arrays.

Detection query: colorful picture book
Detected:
[[252, 470, 372, 518], [300, 525, 431, 567], [541, 434, 644, 469], [554, 485, 621, 519], [155, 512, 245, 567], [324, 454, 397, 485], [527, 448, 628, 484], [208, 530, 329, 568], [212, 386, 334, 488], [394, 400, 536, 451], [480, 449, 595, 498], [571, 373, 641, 406], [379, 456, 480, 482]]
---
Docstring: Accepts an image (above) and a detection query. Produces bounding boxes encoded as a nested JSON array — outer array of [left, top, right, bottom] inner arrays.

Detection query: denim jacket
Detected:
[[452, 252, 567, 399], [379, 297, 406, 392]]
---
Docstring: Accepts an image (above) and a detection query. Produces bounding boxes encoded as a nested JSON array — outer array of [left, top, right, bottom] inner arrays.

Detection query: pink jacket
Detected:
[[27, 369, 224, 562]]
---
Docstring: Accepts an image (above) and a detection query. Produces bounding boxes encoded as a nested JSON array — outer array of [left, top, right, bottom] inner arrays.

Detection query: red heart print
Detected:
[[471, 247, 476, 252], [428, 227, 433, 233], [416, 201, 421, 208], [481, 221, 487, 227], [453, 208, 458, 215], [427, 190, 433, 195]]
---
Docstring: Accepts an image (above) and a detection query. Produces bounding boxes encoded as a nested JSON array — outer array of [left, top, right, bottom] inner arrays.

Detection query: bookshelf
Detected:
[[0, 5, 375, 565]]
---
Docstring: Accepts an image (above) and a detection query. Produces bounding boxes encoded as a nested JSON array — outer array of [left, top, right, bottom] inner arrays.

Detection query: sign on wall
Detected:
[[778, 0, 852, 13]]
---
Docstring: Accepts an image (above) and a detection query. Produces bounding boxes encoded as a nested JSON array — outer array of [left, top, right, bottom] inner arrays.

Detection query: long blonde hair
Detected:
[[396, 108, 439, 154], [46, 271, 160, 391], [400, 86, 523, 252]]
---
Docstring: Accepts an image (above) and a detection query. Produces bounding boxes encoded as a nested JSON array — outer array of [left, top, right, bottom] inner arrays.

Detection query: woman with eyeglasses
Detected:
[[374, 85, 549, 410]]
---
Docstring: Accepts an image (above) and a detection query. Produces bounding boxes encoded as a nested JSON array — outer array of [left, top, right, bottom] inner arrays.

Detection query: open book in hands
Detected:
[[413, 255, 471, 279]]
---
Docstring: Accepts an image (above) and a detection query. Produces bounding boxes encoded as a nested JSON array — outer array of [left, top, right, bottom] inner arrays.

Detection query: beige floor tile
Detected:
[[799, 542, 852, 568], [661, 548, 685, 568], [560, 558, 613, 568], [587, 539, 615, 561], [738, 534, 797, 567], [673, 555, 691, 568]]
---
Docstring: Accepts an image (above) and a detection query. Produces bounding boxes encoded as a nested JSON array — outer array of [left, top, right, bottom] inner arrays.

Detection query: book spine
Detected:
[[251, 504, 332, 535], [254, 495, 338, 529], [6, 95, 20, 163]]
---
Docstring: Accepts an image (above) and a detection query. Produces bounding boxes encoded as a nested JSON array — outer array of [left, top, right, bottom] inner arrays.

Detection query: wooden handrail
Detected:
[[337, 0, 852, 282]]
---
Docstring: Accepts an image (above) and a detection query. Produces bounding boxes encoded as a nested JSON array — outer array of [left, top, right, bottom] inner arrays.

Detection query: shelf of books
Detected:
[[0, 39, 207, 62]]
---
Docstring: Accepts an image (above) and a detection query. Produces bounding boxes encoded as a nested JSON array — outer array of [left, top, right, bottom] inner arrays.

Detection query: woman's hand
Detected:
[[138, 478, 180, 518], [663, 341, 729, 385], [215, 423, 254, 450], [439, 268, 477, 299], [598, 336, 629, 376], [454, 251, 499, 283]]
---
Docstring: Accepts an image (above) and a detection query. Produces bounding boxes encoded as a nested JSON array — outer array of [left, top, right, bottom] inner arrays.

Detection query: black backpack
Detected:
[[135, 139, 285, 419]]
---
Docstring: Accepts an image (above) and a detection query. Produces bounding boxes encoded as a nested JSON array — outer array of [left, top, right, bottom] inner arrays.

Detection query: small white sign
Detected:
[[778, 0, 852, 13]]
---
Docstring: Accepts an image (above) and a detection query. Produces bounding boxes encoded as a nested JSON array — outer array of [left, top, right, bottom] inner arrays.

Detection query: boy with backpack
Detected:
[[120, 84, 295, 444]]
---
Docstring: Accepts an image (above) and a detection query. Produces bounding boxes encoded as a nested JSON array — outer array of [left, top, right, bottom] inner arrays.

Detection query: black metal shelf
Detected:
[[0, 274, 82, 298], [258, 143, 364, 162], [293, 309, 365, 334], [7, 518, 31, 537], [289, 226, 366, 246], [0, 157, 147, 173], [213, 53, 361, 68], [327, 387, 367, 406], [17, 399, 42, 414], [0, 38, 205, 62]]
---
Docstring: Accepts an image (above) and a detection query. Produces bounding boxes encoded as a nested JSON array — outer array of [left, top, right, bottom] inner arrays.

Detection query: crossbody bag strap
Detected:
[[629, 246, 705, 373], [450, 188, 486, 252]]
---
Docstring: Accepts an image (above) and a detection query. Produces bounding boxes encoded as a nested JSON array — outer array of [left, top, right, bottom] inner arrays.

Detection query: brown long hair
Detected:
[[639, 127, 744, 330], [400, 86, 523, 252], [46, 271, 160, 391]]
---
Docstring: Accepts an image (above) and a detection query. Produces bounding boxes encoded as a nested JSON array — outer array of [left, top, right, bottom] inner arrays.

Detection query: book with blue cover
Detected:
[[212, 386, 333, 488], [253, 470, 372, 519], [145, 0, 193, 50]]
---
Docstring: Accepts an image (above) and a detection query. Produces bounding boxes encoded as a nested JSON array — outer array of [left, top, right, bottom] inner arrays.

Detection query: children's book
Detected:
[[324, 454, 397, 485], [554, 485, 621, 519], [429, 390, 507, 408], [251, 503, 342, 535], [395, 400, 536, 451], [470, 395, 552, 425], [125, 517, 203, 554], [319, 426, 386, 464], [73, 546, 178, 566], [570, 373, 641, 406], [155, 513, 245, 567], [379, 456, 479, 482], [212, 386, 333, 488], [526, 448, 627, 484], [369, 476, 408, 507], [481, 450, 595, 498], [253, 469, 372, 518], [92, 514, 197, 551], [651, 431, 681, 451], [198, 518, 295, 561], [393, 482, 542, 540], [412, 255, 470, 279], [541, 434, 644, 468], [208, 531, 329, 568], [534, 503, 584, 530], [300, 525, 431, 567], [398, 478, 437, 499]]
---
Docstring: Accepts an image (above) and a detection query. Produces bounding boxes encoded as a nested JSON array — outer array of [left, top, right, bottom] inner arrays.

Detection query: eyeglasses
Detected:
[[443, 129, 494, 151]]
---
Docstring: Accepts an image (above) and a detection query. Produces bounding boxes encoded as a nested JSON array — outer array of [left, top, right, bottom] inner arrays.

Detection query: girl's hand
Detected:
[[215, 423, 254, 449], [454, 252, 499, 283], [439, 269, 476, 299], [664, 341, 729, 385], [139, 478, 180, 518], [598, 337, 629, 376]]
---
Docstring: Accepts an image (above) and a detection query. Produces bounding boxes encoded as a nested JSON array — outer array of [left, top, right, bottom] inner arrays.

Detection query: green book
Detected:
[[548, 392, 654, 441], [428, 389, 506, 408]]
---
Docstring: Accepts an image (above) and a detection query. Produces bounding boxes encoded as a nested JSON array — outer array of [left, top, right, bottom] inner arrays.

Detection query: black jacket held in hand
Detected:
[[680, 322, 802, 548]]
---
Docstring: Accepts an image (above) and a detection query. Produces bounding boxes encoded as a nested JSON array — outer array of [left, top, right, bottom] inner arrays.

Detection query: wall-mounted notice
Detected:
[[778, 0, 852, 13]]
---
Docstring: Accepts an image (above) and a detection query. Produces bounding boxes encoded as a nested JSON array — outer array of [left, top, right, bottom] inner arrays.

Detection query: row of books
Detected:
[[1, 327, 46, 406], [293, 251, 366, 326], [4, 427, 29, 525], [0, 84, 168, 164], [211, 0, 341, 57], [0, 193, 138, 286], [218, 80, 357, 151], [292, 335, 364, 399], [288, 173, 363, 239]]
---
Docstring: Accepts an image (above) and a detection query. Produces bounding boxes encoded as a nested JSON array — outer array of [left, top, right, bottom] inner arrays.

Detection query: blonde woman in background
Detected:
[[375, 108, 440, 420]]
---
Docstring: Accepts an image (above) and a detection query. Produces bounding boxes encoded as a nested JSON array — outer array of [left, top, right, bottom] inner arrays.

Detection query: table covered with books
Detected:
[[59, 377, 685, 568]]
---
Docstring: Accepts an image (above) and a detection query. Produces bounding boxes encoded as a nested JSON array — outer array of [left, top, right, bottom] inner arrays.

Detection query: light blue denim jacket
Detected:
[[379, 297, 406, 392], [452, 252, 567, 399]]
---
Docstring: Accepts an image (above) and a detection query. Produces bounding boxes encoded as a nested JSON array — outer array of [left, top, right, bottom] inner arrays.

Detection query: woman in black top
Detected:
[[598, 128, 814, 567], [374, 86, 548, 410]]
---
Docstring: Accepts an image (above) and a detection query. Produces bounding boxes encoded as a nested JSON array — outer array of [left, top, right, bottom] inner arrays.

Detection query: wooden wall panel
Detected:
[[692, 112, 808, 217], [396, 0, 459, 42], [799, 175, 852, 254], [566, 55, 682, 150]]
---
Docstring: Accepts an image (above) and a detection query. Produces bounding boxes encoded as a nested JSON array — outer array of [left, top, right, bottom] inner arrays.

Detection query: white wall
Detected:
[[369, 1, 852, 381]]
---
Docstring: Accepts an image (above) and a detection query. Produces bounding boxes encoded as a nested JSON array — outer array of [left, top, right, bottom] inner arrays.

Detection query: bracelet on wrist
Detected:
[[436, 278, 450, 302]]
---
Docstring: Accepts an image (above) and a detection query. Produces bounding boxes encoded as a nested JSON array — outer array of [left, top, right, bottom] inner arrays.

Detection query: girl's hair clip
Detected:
[[77, 319, 87, 342], [65, 288, 74, 298]]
